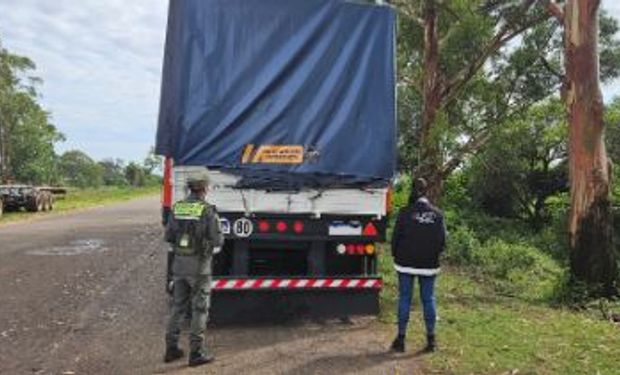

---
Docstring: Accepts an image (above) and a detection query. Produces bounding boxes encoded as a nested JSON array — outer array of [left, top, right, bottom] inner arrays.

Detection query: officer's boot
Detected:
[[189, 349, 214, 367], [423, 334, 437, 353], [390, 334, 405, 353], [164, 346, 184, 363]]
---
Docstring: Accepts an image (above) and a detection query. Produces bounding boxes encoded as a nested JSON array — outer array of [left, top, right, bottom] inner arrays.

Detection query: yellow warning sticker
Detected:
[[241, 145, 304, 165]]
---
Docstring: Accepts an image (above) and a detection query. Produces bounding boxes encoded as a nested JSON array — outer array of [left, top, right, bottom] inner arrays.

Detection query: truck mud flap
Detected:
[[210, 289, 380, 324]]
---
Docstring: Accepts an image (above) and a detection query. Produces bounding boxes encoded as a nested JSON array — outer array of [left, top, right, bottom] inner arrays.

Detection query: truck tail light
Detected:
[[293, 220, 304, 233], [365, 244, 376, 255], [336, 244, 346, 255], [276, 221, 288, 233], [356, 244, 365, 255], [258, 220, 270, 232], [339, 243, 377, 256], [346, 244, 356, 255]]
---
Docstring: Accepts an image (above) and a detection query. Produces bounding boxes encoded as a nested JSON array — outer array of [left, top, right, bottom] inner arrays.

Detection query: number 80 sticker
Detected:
[[232, 218, 253, 238]]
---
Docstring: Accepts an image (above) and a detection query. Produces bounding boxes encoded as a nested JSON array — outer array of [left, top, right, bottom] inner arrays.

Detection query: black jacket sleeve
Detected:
[[437, 214, 447, 253]]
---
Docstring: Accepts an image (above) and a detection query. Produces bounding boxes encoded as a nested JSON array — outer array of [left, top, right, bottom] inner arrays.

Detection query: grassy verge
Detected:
[[0, 185, 159, 224], [377, 249, 620, 375]]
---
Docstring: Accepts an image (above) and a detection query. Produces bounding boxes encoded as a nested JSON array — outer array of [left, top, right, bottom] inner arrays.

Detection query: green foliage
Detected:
[[0, 38, 64, 184], [58, 150, 104, 188], [467, 100, 568, 227], [605, 96, 620, 164], [98, 159, 128, 186]]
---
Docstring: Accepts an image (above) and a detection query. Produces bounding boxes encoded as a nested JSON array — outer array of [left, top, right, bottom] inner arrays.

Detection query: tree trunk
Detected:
[[565, 0, 618, 295], [417, 0, 443, 202]]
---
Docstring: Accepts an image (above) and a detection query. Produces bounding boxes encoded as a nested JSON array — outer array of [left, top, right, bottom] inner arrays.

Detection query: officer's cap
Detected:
[[186, 172, 210, 190]]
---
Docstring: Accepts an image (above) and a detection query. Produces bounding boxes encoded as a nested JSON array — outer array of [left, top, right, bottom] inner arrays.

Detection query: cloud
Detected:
[[0, 0, 168, 161]]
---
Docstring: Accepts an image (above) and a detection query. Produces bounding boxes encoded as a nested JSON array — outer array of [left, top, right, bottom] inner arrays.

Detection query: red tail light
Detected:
[[276, 221, 288, 233], [293, 220, 304, 233], [356, 244, 365, 255], [258, 220, 270, 232], [346, 244, 356, 255]]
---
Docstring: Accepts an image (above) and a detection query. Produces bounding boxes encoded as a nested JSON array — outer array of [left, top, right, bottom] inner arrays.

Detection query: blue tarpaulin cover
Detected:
[[156, 0, 396, 189]]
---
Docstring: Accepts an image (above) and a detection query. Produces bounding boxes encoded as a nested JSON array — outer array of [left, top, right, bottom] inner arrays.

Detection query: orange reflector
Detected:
[[363, 222, 378, 236], [365, 244, 375, 255]]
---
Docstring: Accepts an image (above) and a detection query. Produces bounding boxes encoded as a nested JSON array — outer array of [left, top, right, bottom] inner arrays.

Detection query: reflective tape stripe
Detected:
[[211, 278, 382, 290]]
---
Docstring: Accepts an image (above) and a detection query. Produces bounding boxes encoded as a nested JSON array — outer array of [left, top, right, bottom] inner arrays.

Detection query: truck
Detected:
[[0, 185, 66, 217], [156, 0, 396, 320]]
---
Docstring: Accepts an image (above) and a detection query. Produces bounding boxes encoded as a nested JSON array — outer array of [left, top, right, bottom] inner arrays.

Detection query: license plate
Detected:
[[219, 218, 231, 234], [328, 221, 362, 236]]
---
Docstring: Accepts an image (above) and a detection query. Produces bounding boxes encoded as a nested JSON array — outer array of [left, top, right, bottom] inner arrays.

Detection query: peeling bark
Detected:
[[564, 0, 618, 295]]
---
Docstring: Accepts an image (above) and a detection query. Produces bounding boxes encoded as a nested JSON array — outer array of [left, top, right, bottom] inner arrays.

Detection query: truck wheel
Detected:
[[27, 194, 43, 212], [37, 195, 44, 212], [43, 193, 51, 212], [48, 195, 54, 211]]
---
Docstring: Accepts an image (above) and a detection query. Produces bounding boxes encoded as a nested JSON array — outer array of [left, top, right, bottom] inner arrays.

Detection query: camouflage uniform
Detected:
[[164, 194, 223, 356]]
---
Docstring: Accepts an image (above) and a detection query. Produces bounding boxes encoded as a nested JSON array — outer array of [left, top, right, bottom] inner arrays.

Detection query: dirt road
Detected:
[[0, 197, 421, 374]]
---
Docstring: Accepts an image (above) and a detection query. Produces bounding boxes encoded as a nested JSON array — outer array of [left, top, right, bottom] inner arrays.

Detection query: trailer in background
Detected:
[[0, 185, 67, 217]]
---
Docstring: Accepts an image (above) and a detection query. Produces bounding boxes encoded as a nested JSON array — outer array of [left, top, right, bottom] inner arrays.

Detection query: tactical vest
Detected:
[[171, 200, 211, 256]]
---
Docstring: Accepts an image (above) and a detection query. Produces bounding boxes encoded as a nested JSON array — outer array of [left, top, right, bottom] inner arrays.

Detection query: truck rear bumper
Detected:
[[210, 288, 380, 323], [212, 277, 382, 291]]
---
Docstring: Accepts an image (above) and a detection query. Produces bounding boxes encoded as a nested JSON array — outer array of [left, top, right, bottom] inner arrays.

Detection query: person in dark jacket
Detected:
[[390, 178, 446, 353]]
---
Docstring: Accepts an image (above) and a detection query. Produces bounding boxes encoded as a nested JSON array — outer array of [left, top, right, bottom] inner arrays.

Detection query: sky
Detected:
[[0, 1, 619, 162]]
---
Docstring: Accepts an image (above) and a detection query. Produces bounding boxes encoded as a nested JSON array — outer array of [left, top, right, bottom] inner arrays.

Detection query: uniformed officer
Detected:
[[164, 174, 223, 367]]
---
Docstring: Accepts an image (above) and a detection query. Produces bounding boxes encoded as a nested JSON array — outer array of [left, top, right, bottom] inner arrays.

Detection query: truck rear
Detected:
[[156, 0, 396, 319]]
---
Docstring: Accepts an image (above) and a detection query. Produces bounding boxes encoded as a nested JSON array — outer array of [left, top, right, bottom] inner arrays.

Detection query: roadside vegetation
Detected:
[[379, 172, 620, 374]]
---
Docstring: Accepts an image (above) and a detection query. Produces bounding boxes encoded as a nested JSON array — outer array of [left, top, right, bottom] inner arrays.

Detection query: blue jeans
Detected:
[[397, 272, 436, 337]]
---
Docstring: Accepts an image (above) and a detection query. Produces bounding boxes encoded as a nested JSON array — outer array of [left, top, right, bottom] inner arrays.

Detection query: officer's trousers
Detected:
[[165, 275, 211, 353]]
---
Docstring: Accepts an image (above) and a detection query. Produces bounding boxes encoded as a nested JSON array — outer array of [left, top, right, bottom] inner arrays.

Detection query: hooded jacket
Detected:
[[391, 197, 446, 275]]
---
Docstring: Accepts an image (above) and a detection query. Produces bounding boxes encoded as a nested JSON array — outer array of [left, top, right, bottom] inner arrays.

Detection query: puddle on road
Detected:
[[28, 239, 108, 256]]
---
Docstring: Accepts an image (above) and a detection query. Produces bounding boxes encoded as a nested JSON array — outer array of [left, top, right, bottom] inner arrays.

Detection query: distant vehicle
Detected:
[[0, 185, 67, 217]]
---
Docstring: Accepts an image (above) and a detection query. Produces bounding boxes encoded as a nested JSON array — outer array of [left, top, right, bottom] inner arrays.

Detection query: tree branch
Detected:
[[538, 55, 564, 80], [441, 4, 549, 108], [391, 0, 425, 27], [540, 0, 565, 22], [398, 75, 423, 93], [442, 130, 493, 178]]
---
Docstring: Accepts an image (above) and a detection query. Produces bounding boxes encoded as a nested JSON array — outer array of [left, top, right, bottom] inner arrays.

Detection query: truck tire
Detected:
[[48, 195, 55, 211], [42, 193, 51, 212], [27, 194, 42, 212]]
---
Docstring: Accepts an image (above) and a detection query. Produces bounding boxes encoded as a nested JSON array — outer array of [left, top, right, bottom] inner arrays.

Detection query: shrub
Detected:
[[470, 239, 563, 300], [445, 224, 480, 265]]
